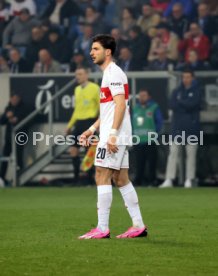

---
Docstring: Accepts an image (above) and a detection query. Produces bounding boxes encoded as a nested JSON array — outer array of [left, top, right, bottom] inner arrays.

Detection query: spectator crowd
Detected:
[[0, 0, 218, 74]]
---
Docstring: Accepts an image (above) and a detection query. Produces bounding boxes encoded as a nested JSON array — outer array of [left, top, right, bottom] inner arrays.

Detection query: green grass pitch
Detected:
[[0, 187, 218, 276]]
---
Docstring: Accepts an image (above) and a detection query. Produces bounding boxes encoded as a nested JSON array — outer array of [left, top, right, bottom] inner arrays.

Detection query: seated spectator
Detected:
[[137, 3, 161, 35], [0, 0, 10, 45], [119, 7, 136, 40], [33, 49, 61, 73], [69, 49, 90, 72], [150, 0, 170, 14], [146, 47, 174, 71], [117, 46, 143, 71], [0, 55, 9, 72], [148, 22, 179, 62], [2, 8, 39, 49], [10, 0, 36, 17], [79, 5, 106, 34], [128, 25, 150, 67], [176, 48, 210, 71], [110, 27, 129, 60], [167, 2, 190, 39], [164, 0, 195, 18], [8, 47, 30, 73], [25, 26, 49, 71], [47, 27, 71, 64], [196, 2, 216, 41], [179, 22, 210, 62], [40, 0, 82, 27]]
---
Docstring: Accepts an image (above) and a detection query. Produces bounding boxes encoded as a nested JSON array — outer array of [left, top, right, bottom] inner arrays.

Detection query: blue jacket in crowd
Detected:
[[170, 80, 202, 139]]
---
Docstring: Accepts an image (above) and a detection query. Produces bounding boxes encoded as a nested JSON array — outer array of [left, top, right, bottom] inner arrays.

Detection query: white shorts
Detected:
[[94, 142, 129, 170]]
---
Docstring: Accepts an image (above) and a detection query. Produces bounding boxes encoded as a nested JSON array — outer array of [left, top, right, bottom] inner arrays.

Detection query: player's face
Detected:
[[90, 42, 107, 65]]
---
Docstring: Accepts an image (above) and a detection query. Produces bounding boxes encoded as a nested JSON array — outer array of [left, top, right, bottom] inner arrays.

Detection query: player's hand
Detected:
[[107, 135, 118, 154], [79, 129, 93, 147]]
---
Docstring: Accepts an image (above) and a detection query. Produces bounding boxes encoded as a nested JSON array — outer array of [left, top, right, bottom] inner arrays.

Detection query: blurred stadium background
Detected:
[[0, 1, 218, 275], [0, 0, 218, 187]]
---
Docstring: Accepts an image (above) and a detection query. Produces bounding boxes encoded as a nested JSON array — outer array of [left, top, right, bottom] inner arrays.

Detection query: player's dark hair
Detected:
[[92, 34, 116, 56]]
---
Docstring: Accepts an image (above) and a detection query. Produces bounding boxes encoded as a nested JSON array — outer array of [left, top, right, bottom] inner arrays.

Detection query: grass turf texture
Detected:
[[0, 188, 218, 276]]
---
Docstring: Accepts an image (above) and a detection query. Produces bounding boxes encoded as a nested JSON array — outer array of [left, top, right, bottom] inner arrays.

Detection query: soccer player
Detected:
[[78, 34, 147, 239]]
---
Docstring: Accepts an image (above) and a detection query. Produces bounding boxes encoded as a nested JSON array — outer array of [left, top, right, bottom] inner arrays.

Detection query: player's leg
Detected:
[[78, 166, 113, 239], [95, 166, 113, 229], [112, 150, 147, 238]]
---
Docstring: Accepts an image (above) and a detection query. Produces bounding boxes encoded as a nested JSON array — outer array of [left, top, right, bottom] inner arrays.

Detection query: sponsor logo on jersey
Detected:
[[110, 82, 122, 86]]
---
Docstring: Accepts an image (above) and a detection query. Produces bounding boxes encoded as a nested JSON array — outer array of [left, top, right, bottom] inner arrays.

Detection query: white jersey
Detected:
[[99, 62, 132, 145]]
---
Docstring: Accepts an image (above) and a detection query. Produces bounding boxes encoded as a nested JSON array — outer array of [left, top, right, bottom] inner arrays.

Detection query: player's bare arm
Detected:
[[79, 118, 100, 146], [107, 94, 126, 154]]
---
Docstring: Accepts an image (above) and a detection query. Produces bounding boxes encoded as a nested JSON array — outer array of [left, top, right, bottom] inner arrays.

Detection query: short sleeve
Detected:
[[108, 70, 125, 97]]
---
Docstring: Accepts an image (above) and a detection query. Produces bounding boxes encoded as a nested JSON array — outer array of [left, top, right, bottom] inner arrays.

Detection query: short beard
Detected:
[[95, 57, 105, 66]]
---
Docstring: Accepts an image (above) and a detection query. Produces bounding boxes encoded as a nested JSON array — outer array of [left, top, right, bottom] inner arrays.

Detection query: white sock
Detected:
[[119, 182, 145, 228], [97, 185, 112, 232]]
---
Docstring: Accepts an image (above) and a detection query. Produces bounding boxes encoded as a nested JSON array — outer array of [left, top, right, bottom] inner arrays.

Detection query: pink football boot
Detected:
[[78, 228, 110, 239], [116, 226, 148, 239]]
